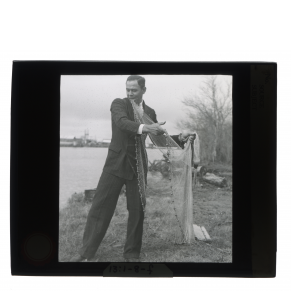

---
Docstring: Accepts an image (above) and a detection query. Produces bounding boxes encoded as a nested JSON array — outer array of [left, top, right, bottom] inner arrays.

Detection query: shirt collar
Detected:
[[129, 97, 144, 108]]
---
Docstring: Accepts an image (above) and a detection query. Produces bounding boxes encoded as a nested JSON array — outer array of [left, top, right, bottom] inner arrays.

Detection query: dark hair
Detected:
[[126, 75, 146, 89]]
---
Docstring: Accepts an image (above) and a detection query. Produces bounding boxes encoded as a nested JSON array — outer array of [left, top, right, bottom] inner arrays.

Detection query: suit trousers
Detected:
[[79, 171, 144, 259]]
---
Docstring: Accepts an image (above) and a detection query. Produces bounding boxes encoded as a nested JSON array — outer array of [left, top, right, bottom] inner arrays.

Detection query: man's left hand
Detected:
[[188, 135, 195, 143], [181, 130, 196, 143]]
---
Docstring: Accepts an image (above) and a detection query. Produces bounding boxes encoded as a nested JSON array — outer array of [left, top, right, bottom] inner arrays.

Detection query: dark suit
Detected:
[[103, 98, 158, 179], [79, 98, 158, 260]]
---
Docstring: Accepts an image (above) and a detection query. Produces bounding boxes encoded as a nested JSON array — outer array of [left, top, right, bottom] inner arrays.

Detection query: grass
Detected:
[[59, 163, 232, 263]]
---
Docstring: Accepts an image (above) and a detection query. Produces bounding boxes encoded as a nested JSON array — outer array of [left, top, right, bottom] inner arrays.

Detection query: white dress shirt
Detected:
[[136, 100, 144, 134]]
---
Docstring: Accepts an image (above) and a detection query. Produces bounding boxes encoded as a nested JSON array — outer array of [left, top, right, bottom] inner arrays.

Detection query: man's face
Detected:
[[126, 80, 146, 103]]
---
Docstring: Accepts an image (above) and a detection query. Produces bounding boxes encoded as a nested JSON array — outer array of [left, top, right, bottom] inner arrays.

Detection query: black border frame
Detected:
[[10, 61, 276, 277]]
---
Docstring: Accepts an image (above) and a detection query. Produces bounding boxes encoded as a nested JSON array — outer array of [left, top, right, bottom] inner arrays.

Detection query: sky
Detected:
[[60, 75, 232, 141]]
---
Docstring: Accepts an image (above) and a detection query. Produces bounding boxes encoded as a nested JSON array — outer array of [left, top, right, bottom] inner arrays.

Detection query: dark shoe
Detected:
[[125, 258, 140, 262], [70, 254, 86, 262]]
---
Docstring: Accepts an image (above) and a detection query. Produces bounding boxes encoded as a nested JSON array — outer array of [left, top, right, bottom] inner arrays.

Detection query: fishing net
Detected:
[[130, 100, 200, 244]]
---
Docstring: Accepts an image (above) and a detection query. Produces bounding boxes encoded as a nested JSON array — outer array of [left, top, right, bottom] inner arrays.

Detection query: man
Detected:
[[70, 75, 193, 262]]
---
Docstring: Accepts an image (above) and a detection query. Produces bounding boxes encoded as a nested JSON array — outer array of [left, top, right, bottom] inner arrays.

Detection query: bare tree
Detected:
[[179, 76, 232, 163]]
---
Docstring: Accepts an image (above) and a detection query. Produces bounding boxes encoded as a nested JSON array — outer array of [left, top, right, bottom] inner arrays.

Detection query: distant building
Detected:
[[60, 137, 83, 147], [73, 138, 84, 147], [102, 139, 111, 143], [60, 140, 74, 146], [102, 139, 111, 147], [60, 138, 74, 147], [60, 130, 99, 147], [88, 140, 98, 147]]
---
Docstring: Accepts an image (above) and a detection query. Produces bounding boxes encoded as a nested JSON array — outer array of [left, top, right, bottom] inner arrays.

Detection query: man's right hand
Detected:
[[143, 121, 166, 135]]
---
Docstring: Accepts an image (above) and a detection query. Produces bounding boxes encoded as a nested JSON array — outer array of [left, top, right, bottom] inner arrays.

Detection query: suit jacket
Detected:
[[102, 97, 189, 180], [103, 97, 158, 180]]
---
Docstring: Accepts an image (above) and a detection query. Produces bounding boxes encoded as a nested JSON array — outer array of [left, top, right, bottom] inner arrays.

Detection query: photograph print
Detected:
[[59, 74, 233, 263]]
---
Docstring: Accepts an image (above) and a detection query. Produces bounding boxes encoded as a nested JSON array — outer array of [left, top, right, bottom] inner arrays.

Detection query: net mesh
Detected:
[[131, 100, 200, 244]]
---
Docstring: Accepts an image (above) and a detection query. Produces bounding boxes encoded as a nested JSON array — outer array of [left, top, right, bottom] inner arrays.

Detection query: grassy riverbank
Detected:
[[59, 164, 232, 262]]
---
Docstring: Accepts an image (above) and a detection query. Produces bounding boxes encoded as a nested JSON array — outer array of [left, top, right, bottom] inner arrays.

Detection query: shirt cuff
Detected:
[[137, 124, 144, 134]]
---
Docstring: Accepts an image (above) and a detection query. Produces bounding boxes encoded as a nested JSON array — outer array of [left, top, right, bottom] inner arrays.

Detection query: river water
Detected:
[[59, 147, 163, 208]]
